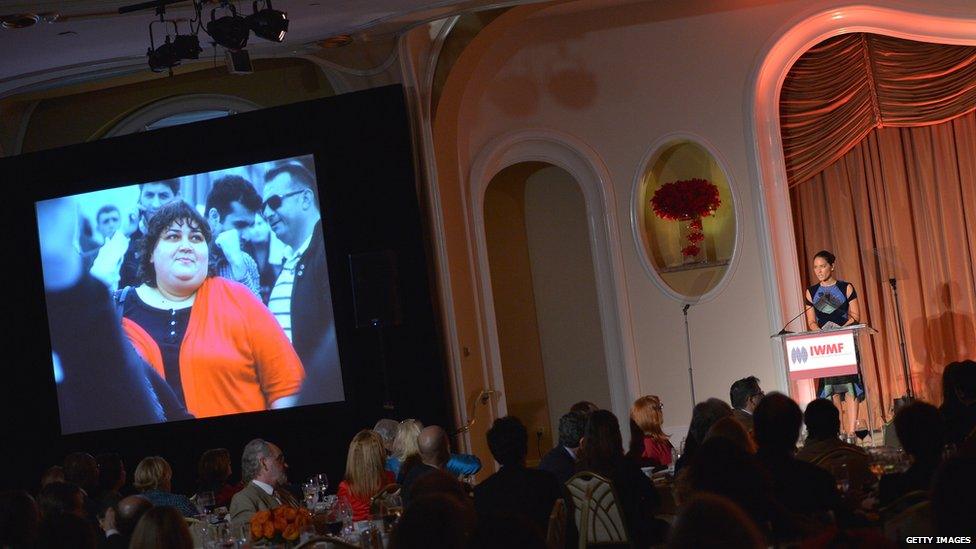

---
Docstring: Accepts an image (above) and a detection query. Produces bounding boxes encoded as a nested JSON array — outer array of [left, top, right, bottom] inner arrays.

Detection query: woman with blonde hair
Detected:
[[387, 419, 423, 476], [337, 430, 395, 521], [133, 456, 197, 517], [627, 395, 674, 468], [129, 506, 193, 549]]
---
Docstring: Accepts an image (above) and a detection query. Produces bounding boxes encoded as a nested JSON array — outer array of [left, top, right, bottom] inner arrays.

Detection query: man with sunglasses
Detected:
[[262, 162, 343, 404], [205, 175, 262, 296], [730, 376, 764, 433]]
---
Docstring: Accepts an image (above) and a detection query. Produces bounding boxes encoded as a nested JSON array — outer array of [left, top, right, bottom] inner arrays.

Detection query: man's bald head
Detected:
[[116, 495, 153, 537], [418, 426, 450, 468]]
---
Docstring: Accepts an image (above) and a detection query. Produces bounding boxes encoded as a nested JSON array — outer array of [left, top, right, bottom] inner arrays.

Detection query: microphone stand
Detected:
[[889, 278, 915, 406], [683, 304, 696, 406], [771, 304, 814, 337]]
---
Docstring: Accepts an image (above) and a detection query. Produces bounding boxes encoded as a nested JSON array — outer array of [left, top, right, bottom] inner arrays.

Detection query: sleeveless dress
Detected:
[[806, 280, 865, 401]]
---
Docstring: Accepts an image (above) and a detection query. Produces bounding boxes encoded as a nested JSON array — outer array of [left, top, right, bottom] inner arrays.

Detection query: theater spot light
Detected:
[[249, 0, 288, 43], [207, 3, 249, 51], [172, 34, 202, 60], [148, 36, 181, 72]]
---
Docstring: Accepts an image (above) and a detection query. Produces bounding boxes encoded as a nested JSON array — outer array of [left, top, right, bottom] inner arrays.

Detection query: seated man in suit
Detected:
[[101, 495, 153, 549], [796, 398, 873, 492], [229, 439, 297, 527], [474, 417, 564, 536], [539, 411, 586, 484], [400, 426, 451, 504], [730, 376, 764, 434]]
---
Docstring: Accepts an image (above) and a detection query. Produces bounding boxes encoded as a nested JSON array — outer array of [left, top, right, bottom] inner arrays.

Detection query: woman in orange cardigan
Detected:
[[120, 201, 304, 418], [338, 430, 395, 521]]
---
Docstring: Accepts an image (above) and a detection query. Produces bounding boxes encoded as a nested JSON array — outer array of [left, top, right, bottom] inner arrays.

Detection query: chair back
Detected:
[[566, 471, 630, 548], [369, 483, 402, 516], [811, 445, 873, 489], [546, 497, 567, 549]]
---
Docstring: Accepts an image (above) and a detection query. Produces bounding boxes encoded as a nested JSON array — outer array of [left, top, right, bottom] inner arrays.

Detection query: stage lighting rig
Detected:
[[248, 0, 288, 43], [207, 2, 250, 51]]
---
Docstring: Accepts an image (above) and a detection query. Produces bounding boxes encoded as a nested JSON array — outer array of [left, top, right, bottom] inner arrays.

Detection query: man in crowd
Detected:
[[400, 426, 450, 502], [204, 175, 262, 296], [261, 162, 342, 404], [118, 180, 181, 289], [475, 417, 564, 536], [95, 453, 127, 508], [63, 452, 100, 519], [101, 495, 153, 549], [730, 376, 764, 433], [95, 205, 121, 242], [796, 398, 873, 492], [229, 439, 298, 527], [539, 411, 586, 484]]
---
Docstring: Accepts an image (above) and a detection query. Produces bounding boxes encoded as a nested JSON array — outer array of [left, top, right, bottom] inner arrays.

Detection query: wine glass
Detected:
[[312, 473, 329, 503], [832, 463, 851, 494], [302, 482, 318, 511], [195, 491, 215, 519], [854, 419, 871, 447], [384, 493, 403, 529]]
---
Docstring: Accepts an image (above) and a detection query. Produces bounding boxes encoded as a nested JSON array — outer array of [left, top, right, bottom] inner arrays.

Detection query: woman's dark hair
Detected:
[[577, 409, 624, 477], [813, 250, 835, 265], [687, 437, 772, 530], [37, 482, 82, 519], [137, 200, 213, 288], [682, 398, 733, 461], [894, 401, 945, 462], [197, 448, 232, 489]]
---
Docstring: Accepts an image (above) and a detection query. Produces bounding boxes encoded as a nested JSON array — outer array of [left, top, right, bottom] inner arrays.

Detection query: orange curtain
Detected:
[[790, 113, 976, 421], [781, 34, 976, 186]]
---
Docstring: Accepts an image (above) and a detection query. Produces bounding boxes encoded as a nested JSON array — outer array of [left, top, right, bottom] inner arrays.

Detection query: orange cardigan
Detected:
[[122, 277, 305, 418]]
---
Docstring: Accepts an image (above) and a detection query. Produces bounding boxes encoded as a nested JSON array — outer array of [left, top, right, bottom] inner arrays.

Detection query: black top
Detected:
[[756, 449, 840, 517], [399, 462, 439, 505], [474, 465, 565, 535], [806, 280, 856, 328], [122, 290, 192, 406], [538, 445, 577, 485], [118, 228, 145, 290]]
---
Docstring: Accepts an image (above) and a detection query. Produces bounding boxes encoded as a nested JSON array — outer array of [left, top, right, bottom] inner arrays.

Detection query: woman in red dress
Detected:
[[337, 430, 395, 521], [627, 395, 674, 468]]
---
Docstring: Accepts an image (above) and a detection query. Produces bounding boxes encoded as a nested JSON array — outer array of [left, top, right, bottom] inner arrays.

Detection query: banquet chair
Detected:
[[546, 497, 567, 549], [566, 472, 630, 548], [369, 483, 402, 516]]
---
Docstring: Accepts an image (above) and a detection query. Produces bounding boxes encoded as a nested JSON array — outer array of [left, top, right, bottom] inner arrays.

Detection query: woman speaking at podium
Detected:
[[804, 250, 863, 434]]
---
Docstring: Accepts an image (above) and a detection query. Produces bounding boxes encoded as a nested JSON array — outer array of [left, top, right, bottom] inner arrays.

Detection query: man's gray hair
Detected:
[[241, 438, 272, 483]]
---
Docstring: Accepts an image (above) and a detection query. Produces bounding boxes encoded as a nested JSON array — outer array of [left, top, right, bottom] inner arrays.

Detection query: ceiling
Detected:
[[0, 0, 529, 85]]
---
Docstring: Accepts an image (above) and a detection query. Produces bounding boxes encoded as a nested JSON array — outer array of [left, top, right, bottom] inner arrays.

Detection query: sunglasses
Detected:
[[261, 189, 306, 213]]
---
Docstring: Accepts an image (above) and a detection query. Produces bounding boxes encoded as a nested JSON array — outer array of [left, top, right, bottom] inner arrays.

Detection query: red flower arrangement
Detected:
[[650, 178, 721, 258]]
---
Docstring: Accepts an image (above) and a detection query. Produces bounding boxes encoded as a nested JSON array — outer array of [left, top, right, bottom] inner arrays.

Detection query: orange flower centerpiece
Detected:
[[250, 506, 313, 545], [650, 178, 721, 260]]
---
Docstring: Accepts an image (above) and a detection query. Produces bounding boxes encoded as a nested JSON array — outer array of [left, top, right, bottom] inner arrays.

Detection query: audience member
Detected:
[[40, 466, 65, 489], [95, 205, 121, 242], [931, 456, 976, 537], [944, 360, 976, 446], [132, 456, 196, 518], [37, 482, 85, 519], [36, 512, 97, 549], [229, 439, 298, 527], [0, 490, 40, 548], [703, 417, 755, 453], [390, 494, 472, 549], [730, 376, 764, 433], [388, 419, 423, 477], [63, 452, 100, 518], [338, 430, 396, 521], [101, 495, 153, 549], [95, 453, 126, 508], [879, 401, 945, 505], [674, 398, 732, 473], [627, 395, 674, 468], [570, 401, 599, 415], [405, 469, 472, 505], [469, 513, 548, 549], [666, 493, 765, 549], [539, 411, 586, 484], [204, 175, 263, 296], [374, 418, 400, 455], [796, 398, 873, 492], [577, 409, 663, 547], [753, 393, 839, 520], [400, 426, 450, 502], [128, 506, 193, 549], [197, 448, 242, 508], [117, 180, 181, 289], [474, 417, 564, 536]]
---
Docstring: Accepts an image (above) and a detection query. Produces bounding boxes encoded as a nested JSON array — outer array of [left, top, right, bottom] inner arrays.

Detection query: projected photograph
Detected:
[[36, 154, 344, 434]]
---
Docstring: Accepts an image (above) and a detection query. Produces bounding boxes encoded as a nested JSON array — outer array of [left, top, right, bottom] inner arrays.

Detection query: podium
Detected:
[[772, 324, 879, 442]]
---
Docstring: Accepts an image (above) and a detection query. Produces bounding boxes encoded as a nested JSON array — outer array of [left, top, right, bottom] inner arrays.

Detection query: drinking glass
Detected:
[[302, 482, 318, 511], [196, 491, 216, 518], [832, 463, 851, 494], [383, 493, 403, 531]]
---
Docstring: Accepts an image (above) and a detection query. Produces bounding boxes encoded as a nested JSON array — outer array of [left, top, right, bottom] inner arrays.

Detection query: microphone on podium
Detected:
[[772, 304, 814, 337]]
